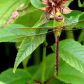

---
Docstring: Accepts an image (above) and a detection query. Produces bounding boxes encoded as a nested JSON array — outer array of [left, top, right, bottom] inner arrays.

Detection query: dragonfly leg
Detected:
[[53, 26, 59, 34], [60, 26, 64, 32], [44, 76, 55, 83], [61, 26, 64, 28], [33, 80, 41, 84], [47, 18, 54, 20]]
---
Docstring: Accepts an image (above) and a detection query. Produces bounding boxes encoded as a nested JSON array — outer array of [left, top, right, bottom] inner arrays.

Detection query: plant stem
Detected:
[[22, 55, 31, 70], [33, 45, 41, 65], [65, 31, 74, 39], [41, 41, 46, 84]]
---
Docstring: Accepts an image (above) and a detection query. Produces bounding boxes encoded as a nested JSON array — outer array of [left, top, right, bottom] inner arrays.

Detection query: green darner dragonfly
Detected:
[[10, 10, 84, 76]]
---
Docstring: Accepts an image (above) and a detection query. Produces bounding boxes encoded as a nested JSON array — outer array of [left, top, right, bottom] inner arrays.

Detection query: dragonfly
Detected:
[[12, 11, 84, 76]]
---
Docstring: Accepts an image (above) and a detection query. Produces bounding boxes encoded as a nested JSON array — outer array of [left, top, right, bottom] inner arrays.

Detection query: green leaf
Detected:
[[0, 0, 26, 27], [65, 12, 84, 29], [63, 0, 73, 6], [13, 33, 46, 73], [19, 0, 30, 10], [64, 10, 82, 18], [46, 78, 65, 84], [27, 65, 39, 76], [51, 39, 84, 74], [0, 24, 26, 42], [0, 68, 32, 84], [78, 0, 84, 7], [31, 0, 44, 9], [57, 63, 84, 84], [14, 9, 42, 27], [52, 39, 84, 74], [52, 39, 84, 83], [27, 2, 36, 13], [28, 53, 64, 83], [13, 12, 48, 73], [0, 12, 47, 42], [33, 53, 55, 82], [27, 52, 84, 84]]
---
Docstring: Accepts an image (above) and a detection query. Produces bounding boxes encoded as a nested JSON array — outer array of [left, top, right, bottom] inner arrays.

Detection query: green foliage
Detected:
[[63, 0, 73, 6], [0, 69, 32, 84], [52, 39, 84, 75], [31, 0, 44, 8], [0, 0, 27, 27], [78, 0, 84, 7], [0, 0, 84, 84]]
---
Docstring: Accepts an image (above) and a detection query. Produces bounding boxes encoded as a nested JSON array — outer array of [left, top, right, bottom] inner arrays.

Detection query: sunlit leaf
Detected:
[[27, 2, 36, 13], [57, 63, 84, 84], [78, 0, 84, 7], [0, 24, 25, 42], [13, 32, 46, 73], [52, 39, 84, 74], [63, 0, 73, 6], [64, 10, 82, 18], [13, 12, 48, 73], [0, 0, 27, 27], [31, 0, 44, 8], [65, 12, 84, 29]]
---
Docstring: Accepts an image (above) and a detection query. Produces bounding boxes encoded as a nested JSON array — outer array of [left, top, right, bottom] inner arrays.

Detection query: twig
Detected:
[[44, 76, 55, 83]]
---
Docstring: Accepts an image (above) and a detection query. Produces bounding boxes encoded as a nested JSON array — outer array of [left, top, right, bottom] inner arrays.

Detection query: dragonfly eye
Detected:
[[58, 15, 62, 17], [55, 14, 63, 21]]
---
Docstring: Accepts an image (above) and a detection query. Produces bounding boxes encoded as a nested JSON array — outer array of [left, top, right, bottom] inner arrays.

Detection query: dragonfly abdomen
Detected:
[[55, 36, 59, 76]]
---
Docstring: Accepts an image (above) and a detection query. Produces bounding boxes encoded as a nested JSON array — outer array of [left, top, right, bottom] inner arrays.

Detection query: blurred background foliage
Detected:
[[0, 0, 84, 73]]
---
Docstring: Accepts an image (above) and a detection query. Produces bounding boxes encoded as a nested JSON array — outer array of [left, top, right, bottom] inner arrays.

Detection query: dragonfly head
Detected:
[[55, 12, 64, 21]]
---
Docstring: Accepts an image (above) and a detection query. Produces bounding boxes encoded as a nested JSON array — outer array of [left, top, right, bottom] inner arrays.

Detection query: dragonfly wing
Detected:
[[64, 13, 84, 29], [33, 11, 49, 27], [11, 11, 50, 38], [10, 11, 52, 42], [11, 27, 48, 36]]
